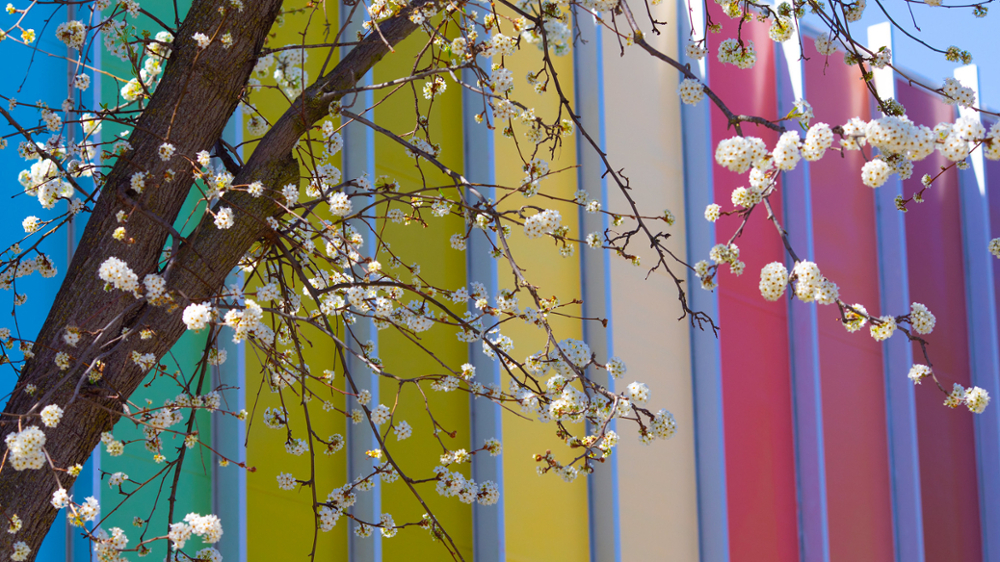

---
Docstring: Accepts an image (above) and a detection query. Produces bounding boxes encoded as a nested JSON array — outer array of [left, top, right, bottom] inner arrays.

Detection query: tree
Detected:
[[0, 0, 997, 559]]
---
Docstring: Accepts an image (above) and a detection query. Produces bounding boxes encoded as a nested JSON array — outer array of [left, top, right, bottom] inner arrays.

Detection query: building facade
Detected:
[[3, 0, 999, 561]]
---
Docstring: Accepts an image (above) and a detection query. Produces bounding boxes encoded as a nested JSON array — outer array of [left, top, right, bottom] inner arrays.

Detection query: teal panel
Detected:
[[95, 0, 216, 558]]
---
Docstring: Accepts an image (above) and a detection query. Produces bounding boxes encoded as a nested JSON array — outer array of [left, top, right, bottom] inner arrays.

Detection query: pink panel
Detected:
[[707, 7, 799, 562], [804, 46, 895, 562], [896, 81, 982, 562]]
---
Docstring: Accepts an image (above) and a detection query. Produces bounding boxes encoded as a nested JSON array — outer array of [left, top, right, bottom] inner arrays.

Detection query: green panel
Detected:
[[97, 1, 216, 558]]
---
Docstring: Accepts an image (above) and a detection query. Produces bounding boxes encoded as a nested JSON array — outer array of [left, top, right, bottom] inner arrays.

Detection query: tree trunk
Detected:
[[0, 0, 285, 553], [0, 0, 423, 556]]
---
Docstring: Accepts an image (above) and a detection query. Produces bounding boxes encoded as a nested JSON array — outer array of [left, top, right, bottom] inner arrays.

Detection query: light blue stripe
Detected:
[[866, 23, 925, 562], [572, 11, 621, 562], [461, 27, 505, 562], [775, 34, 831, 562], [953, 66, 1000, 562], [213, 116, 248, 562], [72, 23, 105, 561], [677, 3, 729, 560], [341, 3, 382, 558]]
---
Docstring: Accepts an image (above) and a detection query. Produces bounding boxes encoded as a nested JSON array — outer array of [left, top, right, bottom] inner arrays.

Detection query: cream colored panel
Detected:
[[602, 2, 700, 559]]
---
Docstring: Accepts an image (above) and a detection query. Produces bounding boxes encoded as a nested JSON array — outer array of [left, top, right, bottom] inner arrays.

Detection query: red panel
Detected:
[[707, 7, 799, 562], [896, 81, 982, 562], [804, 46, 895, 562]]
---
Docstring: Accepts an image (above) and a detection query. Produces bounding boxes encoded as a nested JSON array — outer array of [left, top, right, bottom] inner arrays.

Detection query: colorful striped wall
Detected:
[[9, 0, 1000, 561]]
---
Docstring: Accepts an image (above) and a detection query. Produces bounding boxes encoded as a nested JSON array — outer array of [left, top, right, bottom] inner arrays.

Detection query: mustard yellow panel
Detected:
[[492, 32, 591, 562], [243, 5, 347, 561], [372, 24, 474, 561]]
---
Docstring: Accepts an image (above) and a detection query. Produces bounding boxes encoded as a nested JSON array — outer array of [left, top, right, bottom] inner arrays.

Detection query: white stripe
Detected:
[[678, 2, 730, 560], [775, 20, 830, 561], [341, 4, 382, 558]]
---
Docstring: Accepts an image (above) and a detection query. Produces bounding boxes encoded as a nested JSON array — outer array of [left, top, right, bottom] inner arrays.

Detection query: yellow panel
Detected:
[[243, 4, 601, 560], [244, 6, 482, 559], [243, 5, 348, 561], [492, 27, 591, 562], [371, 24, 474, 562], [601, 2, 701, 559]]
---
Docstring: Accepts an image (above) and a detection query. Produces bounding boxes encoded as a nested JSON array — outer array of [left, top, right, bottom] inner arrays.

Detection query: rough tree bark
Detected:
[[0, 0, 423, 555]]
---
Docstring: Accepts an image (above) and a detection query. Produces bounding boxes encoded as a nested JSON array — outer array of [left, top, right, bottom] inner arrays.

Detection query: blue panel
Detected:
[[953, 66, 1000, 562], [0, 4, 86, 559], [461, 29, 506, 562], [775, 35, 831, 562], [212, 117, 248, 562], [69, 454, 99, 561], [341, 4, 381, 559], [865, 24, 925, 562], [677, 4, 730, 561]]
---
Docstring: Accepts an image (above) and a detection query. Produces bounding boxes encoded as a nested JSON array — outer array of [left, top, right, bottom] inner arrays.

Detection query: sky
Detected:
[[808, 1, 1000, 111]]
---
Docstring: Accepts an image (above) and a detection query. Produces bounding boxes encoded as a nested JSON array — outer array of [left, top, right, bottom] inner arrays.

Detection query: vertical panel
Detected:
[[212, 323, 246, 562], [95, 2, 214, 559], [988, 134, 1000, 562], [674, 2, 728, 560], [0, 5, 75, 557], [896, 80, 982, 562], [706, 6, 799, 562], [953, 65, 1000, 562], [371, 24, 473, 562], [598, 1, 700, 560], [803, 34, 895, 562], [574, 10, 621, 562], [865, 23, 925, 562], [213, 115, 247, 562], [774, 27, 831, 562], [989, 144, 1000, 562], [495, 17, 590, 562], [339, 4, 383, 561], [462, 25, 506, 562], [72, 13, 104, 562], [244, 7, 348, 561]]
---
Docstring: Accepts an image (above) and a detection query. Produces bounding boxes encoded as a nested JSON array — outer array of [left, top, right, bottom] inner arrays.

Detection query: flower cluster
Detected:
[[718, 38, 757, 69], [98, 257, 140, 296], [5, 426, 46, 470], [523, 209, 562, 239], [759, 262, 789, 302], [677, 78, 705, 105], [944, 383, 991, 414], [168, 513, 223, 549], [40, 404, 63, 428]]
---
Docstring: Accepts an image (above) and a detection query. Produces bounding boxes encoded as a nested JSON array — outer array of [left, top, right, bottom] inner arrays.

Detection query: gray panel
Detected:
[[341, 3, 382, 559], [866, 24, 925, 562], [572, 10, 621, 562], [775, 35, 831, 562], [677, 3, 730, 561], [462, 40, 506, 562], [953, 65, 1000, 562]]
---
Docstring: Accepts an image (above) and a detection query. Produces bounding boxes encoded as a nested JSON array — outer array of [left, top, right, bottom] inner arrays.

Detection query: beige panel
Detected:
[[601, 2, 701, 559]]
